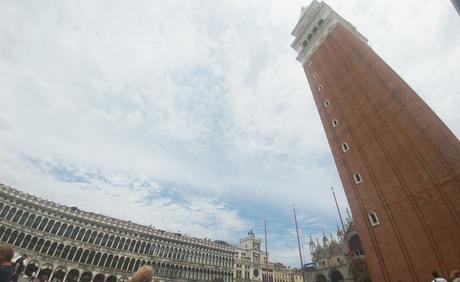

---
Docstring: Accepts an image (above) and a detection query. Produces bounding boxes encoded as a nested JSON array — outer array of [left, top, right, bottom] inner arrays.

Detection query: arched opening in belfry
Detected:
[[66, 269, 79, 282], [315, 274, 327, 282], [349, 234, 364, 256], [330, 269, 344, 282]]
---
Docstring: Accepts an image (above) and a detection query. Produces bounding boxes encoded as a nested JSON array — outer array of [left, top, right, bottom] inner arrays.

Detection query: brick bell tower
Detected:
[[291, 1, 460, 281]]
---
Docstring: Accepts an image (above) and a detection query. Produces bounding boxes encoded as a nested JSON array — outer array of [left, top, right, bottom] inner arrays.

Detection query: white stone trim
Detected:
[[291, 0, 368, 65]]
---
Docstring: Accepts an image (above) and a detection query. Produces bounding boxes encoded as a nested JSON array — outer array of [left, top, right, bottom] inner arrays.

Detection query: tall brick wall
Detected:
[[303, 23, 460, 282]]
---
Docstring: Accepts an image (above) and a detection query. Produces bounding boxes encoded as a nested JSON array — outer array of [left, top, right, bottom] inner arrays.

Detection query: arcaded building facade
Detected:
[[0, 184, 235, 282], [291, 1, 460, 282]]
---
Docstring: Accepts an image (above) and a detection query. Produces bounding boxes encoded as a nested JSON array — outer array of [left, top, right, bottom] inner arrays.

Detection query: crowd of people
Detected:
[[0, 244, 153, 282]]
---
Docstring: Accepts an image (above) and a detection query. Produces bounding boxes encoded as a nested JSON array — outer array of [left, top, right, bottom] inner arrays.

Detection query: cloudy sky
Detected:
[[0, 0, 459, 266]]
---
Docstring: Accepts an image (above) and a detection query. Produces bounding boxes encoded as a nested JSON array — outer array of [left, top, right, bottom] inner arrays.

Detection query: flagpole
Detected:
[[331, 187, 346, 232], [293, 204, 304, 268], [264, 217, 269, 281]]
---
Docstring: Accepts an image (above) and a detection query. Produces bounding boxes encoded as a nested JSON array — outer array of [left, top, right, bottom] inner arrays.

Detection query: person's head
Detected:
[[432, 271, 441, 278], [22, 254, 28, 258], [0, 245, 14, 264], [129, 266, 154, 282]]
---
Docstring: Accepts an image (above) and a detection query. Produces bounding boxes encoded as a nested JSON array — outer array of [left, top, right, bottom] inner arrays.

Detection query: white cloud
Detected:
[[0, 0, 459, 267]]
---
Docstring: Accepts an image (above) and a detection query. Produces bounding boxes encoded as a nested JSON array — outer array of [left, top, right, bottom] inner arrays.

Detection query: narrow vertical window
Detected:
[[318, 84, 323, 92], [313, 72, 318, 78], [353, 173, 363, 184], [308, 61, 312, 67], [341, 143, 349, 152], [332, 119, 338, 128], [368, 212, 380, 226], [324, 100, 330, 108]]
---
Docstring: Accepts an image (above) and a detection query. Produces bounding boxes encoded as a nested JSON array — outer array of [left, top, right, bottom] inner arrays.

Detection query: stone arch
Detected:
[[128, 258, 135, 271], [102, 234, 109, 247], [93, 273, 105, 282], [140, 242, 146, 254], [107, 235, 115, 248], [24, 260, 40, 277], [315, 273, 327, 282], [33, 238, 44, 253], [51, 221, 61, 234], [80, 271, 92, 282], [95, 232, 103, 245], [53, 267, 66, 282], [116, 257, 124, 270], [82, 229, 91, 242], [58, 223, 67, 236], [113, 236, 120, 248], [12, 209, 23, 223], [7, 229, 18, 244], [74, 248, 83, 262], [80, 250, 89, 263], [38, 217, 48, 231], [27, 236, 38, 250], [70, 226, 79, 239], [0, 205, 10, 218], [40, 240, 51, 254], [6, 208, 17, 221], [39, 264, 53, 282], [14, 232, 25, 247], [87, 250, 96, 265], [134, 240, 141, 253], [118, 237, 125, 250], [32, 216, 42, 229], [55, 243, 65, 258], [5, 207, 16, 220], [64, 225, 73, 237], [61, 245, 71, 259], [122, 257, 130, 270], [330, 269, 344, 282], [47, 241, 58, 255], [89, 231, 97, 244], [93, 252, 101, 266], [106, 275, 117, 282], [68, 246, 77, 260], [45, 219, 55, 233], [105, 254, 113, 268], [128, 239, 136, 252], [134, 259, 141, 271], [76, 228, 85, 241], [66, 269, 79, 282], [111, 256, 119, 269], [99, 253, 107, 267], [118, 277, 128, 282]]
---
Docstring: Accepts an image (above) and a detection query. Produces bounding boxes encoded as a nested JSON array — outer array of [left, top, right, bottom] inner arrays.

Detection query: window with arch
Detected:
[[332, 119, 338, 128], [341, 143, 349, 152], [368, 212, 380, 226], [324, 100, 330, 108], [307, 61, 312, 67], [318, 18, 325, 26], [302, 40, 308, 48], [353, 173, 363, 184], [313, 72, 318, 78], [318, 84, 323, 92]]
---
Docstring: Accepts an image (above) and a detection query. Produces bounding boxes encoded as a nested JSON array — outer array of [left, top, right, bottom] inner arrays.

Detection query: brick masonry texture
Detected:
[[302, 23, 460, 282]]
